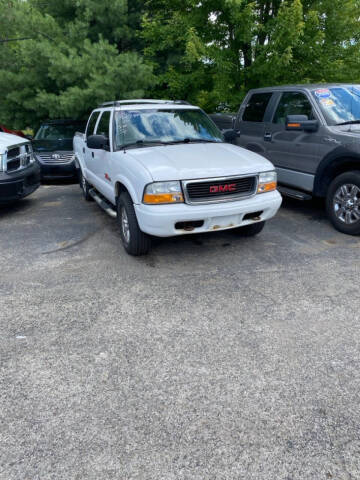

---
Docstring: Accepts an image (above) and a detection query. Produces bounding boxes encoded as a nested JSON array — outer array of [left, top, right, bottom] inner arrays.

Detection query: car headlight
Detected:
[[257, 171, 277, 193], [143, 181, 184, 204]]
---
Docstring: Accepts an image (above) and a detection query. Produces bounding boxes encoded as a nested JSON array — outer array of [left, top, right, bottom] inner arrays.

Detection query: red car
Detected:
[[0, 124, 26, 138]]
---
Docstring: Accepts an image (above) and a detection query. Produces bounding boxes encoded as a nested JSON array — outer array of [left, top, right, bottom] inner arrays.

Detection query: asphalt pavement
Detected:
[[1, 184, 359, 480]]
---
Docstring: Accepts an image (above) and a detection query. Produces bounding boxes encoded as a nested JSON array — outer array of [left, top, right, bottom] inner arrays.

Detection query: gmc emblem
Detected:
[[210, 183, 236, 193]]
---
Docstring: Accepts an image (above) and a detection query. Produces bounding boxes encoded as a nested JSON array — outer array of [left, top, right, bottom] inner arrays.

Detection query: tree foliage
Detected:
[[0, 0, 153, 128], [1, 0, 360, 127], [143, 0, 360, 110]]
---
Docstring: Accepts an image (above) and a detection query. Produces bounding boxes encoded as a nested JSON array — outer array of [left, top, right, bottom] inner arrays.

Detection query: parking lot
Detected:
[[1, 184, 360, 480]]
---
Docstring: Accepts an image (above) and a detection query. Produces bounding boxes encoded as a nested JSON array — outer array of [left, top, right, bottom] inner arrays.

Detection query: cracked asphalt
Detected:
[[0, 183, 359, 480]]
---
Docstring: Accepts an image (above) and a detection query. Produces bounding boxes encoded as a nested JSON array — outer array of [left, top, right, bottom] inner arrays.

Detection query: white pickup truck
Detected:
[[74, 100, 282, 255], [0, 133, 40, 204]]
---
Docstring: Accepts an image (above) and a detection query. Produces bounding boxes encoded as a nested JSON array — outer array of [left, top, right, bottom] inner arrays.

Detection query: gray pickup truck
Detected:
[[220, 84, 360, 235]]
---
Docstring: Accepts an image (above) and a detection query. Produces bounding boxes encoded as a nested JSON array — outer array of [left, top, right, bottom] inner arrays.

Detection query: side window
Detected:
[[273, 92, 314, 124], [95, 111, 111, 137], [242, 93, 272, 122], [86, 111, 100, 139]]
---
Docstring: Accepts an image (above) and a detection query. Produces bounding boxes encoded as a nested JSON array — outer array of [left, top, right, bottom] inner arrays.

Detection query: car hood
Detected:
[[127, 142, 274, 181], [32, 138, 73, 152], [0, 132, 28, 152]]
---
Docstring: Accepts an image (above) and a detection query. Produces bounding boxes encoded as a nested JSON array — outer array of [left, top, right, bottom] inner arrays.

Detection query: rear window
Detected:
[[242, 93, 272, 122]]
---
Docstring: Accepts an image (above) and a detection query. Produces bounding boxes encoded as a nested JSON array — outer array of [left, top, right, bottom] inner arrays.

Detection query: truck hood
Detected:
[[0, 132, 28, 152], [127, 142, 274, 181], [32, 138, 73, 152]]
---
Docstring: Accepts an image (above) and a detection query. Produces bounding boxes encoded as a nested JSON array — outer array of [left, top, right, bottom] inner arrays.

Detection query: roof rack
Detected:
[[98, 99, 190, 107]]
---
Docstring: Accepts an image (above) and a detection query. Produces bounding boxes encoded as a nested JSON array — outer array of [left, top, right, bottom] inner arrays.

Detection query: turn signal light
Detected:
[[143, 193, 184, 204], [257, 181, 277, 193]]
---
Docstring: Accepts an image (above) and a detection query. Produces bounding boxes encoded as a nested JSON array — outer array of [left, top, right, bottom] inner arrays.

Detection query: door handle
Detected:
[[91, 152, 94, 158], [83, 147, 85, 153], [264, 132, 272, 142]]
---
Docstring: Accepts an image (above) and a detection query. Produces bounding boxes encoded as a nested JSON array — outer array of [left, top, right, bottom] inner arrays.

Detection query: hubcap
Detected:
[[82, 175, 86, 192], [121, 207, 130, 244], [333, 183, 360, 224]]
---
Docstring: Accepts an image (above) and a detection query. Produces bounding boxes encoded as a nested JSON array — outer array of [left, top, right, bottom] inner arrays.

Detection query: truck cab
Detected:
[[223, 84, 360, 235], [74, 100, 282, 255], [0, 133, 40, 204]]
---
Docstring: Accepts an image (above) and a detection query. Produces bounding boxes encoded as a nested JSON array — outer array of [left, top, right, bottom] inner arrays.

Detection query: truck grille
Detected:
[[184, 176, 257, 204], [6, 144, 33, 173], [36, 151, 74, 165]]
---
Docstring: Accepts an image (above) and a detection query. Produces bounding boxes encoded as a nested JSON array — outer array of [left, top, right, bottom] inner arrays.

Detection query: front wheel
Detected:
[[117, 192, 151, 255], [326, 171, 360, 235], [235, 221, 265, 236]]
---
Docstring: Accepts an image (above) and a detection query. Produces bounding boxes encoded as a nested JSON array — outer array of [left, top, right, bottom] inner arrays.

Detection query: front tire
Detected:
[[117, 192, 151, 255], [236, 221, 265, 236], [326, 171, 360, 235]]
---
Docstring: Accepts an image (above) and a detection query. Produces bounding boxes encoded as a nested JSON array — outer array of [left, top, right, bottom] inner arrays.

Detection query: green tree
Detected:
[[0, 0, 153, 129], [142, 0, 360, 111]]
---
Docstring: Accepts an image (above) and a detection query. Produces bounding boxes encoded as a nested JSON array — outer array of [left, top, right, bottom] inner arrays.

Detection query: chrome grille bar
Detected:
[[36, 151, 74, 165], [6, 143, 34, 173]]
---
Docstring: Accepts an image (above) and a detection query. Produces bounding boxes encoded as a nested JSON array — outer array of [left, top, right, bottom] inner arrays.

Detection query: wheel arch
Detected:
[[114, 178, 139, 204], [314, 149, 360, 197]]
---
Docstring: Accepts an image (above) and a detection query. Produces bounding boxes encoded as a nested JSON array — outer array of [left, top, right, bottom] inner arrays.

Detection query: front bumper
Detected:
[[0, 163, 41, 204], [36, 160, 77, 180], [135, 190, 282, 237]]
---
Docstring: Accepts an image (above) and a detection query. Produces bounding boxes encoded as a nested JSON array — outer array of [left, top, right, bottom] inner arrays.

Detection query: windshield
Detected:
[[113, 109, 223, 149], [35, 123, 83, 140], [312, 86, 360, 126]]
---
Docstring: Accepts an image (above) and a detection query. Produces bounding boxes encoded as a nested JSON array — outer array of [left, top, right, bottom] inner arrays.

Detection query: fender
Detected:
[[314, 146, 360, 196], [113, 175, 141, 205]]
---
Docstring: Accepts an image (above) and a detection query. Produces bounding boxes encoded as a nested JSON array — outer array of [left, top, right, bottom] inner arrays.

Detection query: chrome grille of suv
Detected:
[[36, 151, 74, 165], [183, 175, 257, 204], [6, 144, 33, 173]]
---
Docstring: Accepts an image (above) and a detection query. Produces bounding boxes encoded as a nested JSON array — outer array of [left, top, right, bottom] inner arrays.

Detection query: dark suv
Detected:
[[223, 84, 360, 235], [32, 119, 85, 181]]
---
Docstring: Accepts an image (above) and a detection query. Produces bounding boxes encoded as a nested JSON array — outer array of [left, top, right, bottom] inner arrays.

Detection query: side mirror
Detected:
[[87, 134, 109, 150], [25, 134, 33, 140], [223, 129, 240, 143], [286, 115, 318, 132]]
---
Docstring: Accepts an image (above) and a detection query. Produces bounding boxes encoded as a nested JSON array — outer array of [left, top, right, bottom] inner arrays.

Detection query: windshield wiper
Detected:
[[336, 120, 360, 126], [165, 138, 221, 144], [120, 140, 168, 149]]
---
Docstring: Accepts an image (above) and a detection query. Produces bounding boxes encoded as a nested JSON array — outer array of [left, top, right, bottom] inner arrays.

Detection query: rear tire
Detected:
[[79, 170, 93, 201], [236, 221, 265, 236], [117, 192, 151, 255], [326, 171, 360, 235]]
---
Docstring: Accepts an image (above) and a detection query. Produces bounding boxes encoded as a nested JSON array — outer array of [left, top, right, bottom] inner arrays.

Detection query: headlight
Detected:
[[257, 171, 277, 193], [143, 181, 184, 204]]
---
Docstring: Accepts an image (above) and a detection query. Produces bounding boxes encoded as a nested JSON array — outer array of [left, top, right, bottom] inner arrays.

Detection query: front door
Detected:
[[263, 91, 322, 192]]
